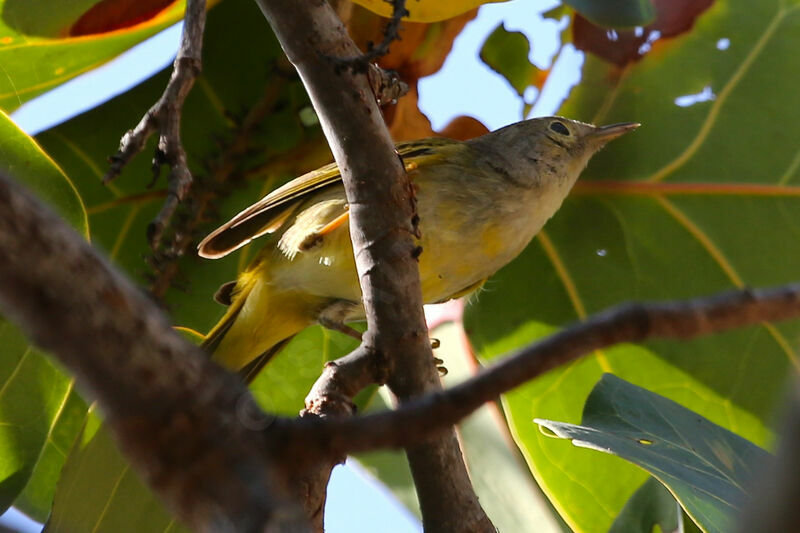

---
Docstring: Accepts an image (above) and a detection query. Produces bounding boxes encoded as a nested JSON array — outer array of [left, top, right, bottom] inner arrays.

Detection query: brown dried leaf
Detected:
[[346, 4, 477, 82], [439, 115, 490, 141]]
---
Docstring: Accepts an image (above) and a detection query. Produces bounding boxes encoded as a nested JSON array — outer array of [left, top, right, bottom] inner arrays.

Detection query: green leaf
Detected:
[[12, 388, 87, 522], [465, 0, 800, 529], [0, 112, 89, 518], [46, 413, 185, 533], [250, 326, 361, 416], [479, 23, 540, 98], [0, 321, 88, 520], [536, 375, 770, 533], [0, 0, 186, 111], [562, 0, 656, 28], [608, 477, 680, 533], [0, 111, 88, 235]]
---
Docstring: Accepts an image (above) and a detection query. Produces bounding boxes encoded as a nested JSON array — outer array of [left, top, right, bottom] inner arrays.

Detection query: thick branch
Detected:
[[104, 0, 206, 249], [253, 1, 492, 531], [0, 173, 302, 532]]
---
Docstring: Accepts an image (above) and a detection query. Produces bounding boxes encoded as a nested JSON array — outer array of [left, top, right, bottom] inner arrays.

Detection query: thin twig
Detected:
[[147, 74, 298, 300], [330, 0, 408, 73], [103, 0, 206, 249]]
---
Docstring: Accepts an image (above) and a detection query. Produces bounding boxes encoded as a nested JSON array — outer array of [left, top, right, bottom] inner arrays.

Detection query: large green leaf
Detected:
[[0, 322, 88, 521], [465, 0, 800, 530], [0, 112, 89, 519], [537, 375, 770, 532], [45, 413, 183, 533], [0, 110, 87, 234], [0, 0, 186, 111]]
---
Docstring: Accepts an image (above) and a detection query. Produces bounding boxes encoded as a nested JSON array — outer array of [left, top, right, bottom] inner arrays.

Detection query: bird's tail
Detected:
[[201, 267, 315, 383]]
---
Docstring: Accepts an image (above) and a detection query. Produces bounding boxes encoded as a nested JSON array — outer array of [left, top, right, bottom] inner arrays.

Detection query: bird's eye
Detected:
[[549, 121, 570, 135]]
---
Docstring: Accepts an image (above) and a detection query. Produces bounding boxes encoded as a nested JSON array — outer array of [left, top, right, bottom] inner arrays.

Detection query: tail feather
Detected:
[[238, 336, 295, 383], [201, 266, 318, 379], [201, 282, 249, 354]]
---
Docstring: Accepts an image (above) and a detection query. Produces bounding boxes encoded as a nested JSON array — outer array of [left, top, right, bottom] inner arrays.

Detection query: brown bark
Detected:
[[251, 1, 494, 531]]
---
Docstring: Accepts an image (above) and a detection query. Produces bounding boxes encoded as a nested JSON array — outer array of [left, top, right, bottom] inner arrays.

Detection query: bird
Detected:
[[197, 116, 639, 380]]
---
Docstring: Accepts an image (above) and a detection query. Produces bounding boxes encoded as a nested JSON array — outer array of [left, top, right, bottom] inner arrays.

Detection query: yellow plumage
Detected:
[[199, 117, 638, 379]]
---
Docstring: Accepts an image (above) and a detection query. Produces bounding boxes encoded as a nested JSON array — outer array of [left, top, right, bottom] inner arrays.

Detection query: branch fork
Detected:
[[103, 0, 206, 249]]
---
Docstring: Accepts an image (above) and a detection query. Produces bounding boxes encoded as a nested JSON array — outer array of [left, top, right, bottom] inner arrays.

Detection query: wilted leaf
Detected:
[[537, 375, 770, 532], [437, 322, 562, 532], [437, 115, 490, 140], [70, 0, 176, 36], [353, 390, 420, 518], [355, 322, 563, 530], [346, 3, 477, 139]]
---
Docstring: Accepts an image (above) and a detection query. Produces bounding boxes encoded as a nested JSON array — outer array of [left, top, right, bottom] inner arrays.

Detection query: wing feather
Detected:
[[197, 138, 461, 259]]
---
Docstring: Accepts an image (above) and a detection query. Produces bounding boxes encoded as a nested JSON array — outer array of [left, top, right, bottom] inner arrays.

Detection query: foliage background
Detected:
[[0, 0, 798, 531]]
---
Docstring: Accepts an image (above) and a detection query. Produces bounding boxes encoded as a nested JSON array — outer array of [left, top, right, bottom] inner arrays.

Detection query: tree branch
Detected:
[[252, 0, 493, 531], [0, 173, 303, 532], [289, 283, 800, 455], [103, 0, 206, 249]]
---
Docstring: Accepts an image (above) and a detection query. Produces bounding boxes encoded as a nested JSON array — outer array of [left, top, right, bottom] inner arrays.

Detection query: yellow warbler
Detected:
[[198, 117, 638, 379]]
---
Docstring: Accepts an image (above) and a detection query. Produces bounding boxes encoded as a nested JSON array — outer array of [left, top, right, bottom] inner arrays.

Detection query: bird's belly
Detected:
[[270, 188, 543, 307], [417, 216, 535, 303]]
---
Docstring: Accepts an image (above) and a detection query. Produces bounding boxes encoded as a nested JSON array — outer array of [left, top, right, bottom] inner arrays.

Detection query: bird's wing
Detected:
[[197, 138, 460, 259]]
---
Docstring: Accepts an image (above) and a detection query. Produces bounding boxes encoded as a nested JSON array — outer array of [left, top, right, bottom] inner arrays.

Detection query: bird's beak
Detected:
[[590, 122, 640, 142]]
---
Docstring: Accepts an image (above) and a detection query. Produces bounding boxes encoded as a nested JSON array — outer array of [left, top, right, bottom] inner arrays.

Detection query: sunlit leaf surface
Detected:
[[0, 111, 88, 519], [0, 0, 186, 111]]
